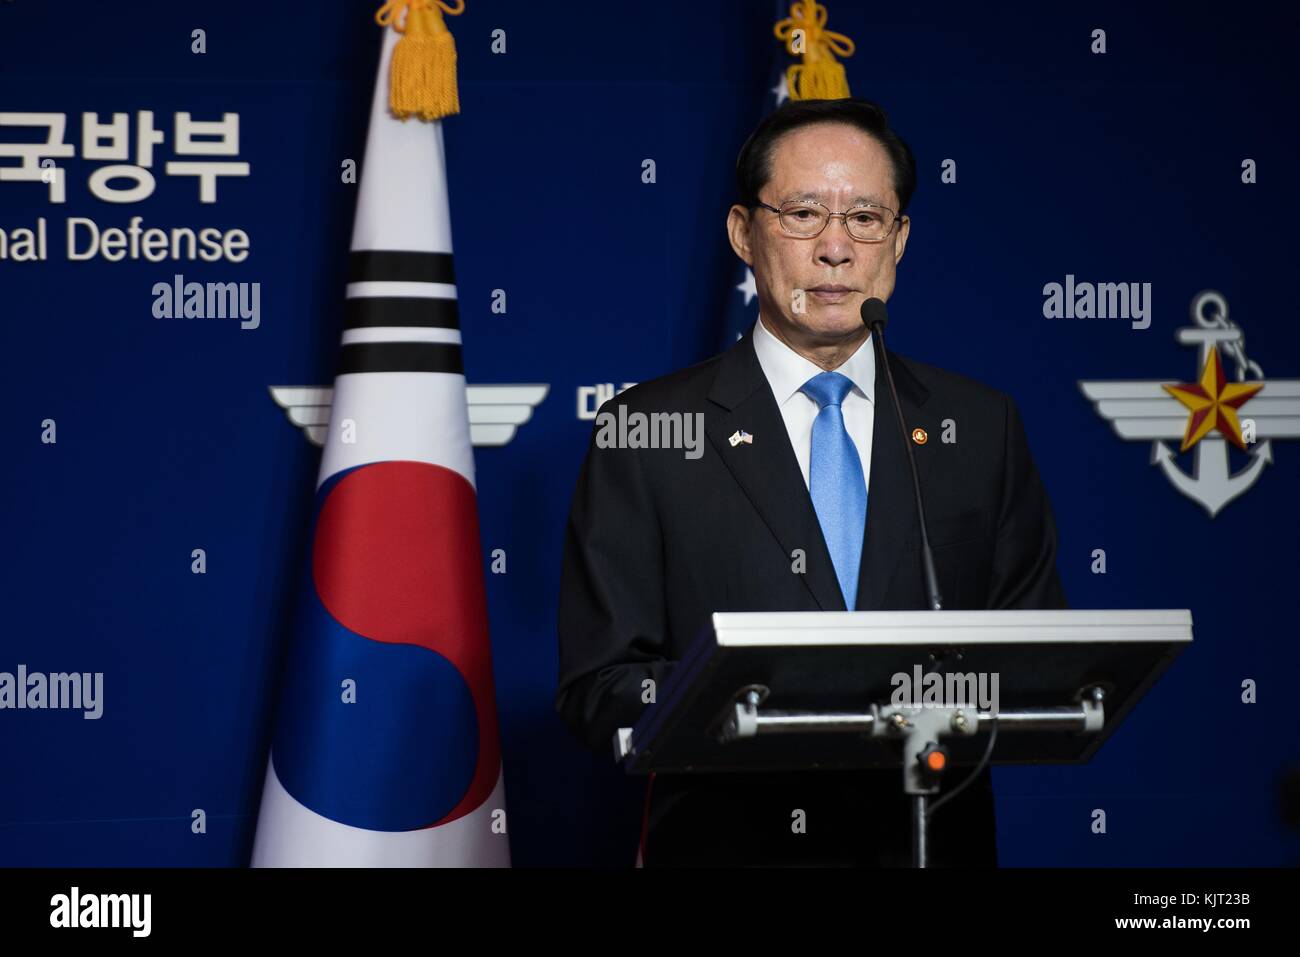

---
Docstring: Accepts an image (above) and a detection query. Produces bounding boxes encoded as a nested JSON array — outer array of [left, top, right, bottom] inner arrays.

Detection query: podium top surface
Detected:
[[709, 609, 1191, 647]]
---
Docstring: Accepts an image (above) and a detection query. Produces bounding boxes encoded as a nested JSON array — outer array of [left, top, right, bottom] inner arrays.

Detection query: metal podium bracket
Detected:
[[720, 686, 1107, 753]]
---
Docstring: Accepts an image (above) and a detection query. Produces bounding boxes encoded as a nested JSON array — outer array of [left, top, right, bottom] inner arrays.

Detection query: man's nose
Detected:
[[814, 218, 855, 267]]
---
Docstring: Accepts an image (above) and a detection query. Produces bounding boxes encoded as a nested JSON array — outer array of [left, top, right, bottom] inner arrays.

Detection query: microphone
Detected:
[[860, 297, 944, 611]]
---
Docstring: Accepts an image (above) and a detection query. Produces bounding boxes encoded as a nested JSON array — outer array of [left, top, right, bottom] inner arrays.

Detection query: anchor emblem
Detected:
[[1079, 291, 1300, 517]]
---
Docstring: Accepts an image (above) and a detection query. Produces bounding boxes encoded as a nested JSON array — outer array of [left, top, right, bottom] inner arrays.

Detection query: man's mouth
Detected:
[[807, 285, 853, 301]]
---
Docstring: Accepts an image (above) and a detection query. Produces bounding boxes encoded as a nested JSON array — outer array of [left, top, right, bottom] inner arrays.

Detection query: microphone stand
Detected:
[[867, 318, 944, 612]]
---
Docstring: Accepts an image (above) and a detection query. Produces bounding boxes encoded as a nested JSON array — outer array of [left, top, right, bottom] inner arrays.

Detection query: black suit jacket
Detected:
[[555, 328, 1067, 866]]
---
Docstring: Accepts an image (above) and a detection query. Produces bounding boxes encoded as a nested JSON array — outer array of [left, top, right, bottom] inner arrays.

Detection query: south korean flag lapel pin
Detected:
[[729, 429, 754, 447]]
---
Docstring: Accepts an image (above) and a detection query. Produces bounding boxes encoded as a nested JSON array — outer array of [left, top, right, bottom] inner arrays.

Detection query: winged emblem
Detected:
[[269, 384, 549, 448]]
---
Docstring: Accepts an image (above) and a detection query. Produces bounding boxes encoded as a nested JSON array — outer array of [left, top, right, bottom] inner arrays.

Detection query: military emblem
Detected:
[[1079, 290, 1300, 517]]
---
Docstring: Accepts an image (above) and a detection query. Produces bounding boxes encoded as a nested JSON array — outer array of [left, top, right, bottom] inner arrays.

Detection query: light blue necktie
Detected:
[[800, 371, 867, 610]]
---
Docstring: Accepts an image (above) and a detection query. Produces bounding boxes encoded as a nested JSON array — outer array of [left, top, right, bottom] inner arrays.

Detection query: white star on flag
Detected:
[[736, 268, 758, 307], [772, 73, 789, 106]]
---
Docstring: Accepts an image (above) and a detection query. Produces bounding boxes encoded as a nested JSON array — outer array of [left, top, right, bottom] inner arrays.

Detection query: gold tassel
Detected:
[[774, 1, 855, 101], [375, 0, 465, 121]]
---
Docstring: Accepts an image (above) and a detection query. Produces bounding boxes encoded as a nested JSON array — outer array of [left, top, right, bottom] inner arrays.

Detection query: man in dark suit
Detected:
[[555, 98, 1067, 866]]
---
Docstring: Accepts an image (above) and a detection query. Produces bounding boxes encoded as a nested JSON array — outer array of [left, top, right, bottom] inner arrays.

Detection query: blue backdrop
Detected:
[[1, 0, 1297, 866]]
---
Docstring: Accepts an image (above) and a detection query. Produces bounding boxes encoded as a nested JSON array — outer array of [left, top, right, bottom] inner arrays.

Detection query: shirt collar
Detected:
[[752, 313, 876, 407]]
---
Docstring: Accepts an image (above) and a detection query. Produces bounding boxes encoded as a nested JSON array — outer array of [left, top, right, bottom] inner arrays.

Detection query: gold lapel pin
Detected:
[[911, 427, 928, 445]]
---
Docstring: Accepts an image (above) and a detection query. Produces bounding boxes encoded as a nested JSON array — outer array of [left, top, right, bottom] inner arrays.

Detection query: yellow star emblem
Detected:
[[1162, 348, 1263, 452]]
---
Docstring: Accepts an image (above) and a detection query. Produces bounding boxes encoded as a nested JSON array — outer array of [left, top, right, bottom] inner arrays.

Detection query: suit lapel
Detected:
[[705, 331, 845, 611], [855, 346, 937, 610]]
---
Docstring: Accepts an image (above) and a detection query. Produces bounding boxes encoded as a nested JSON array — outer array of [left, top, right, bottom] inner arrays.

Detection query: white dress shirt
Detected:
[[751, 314, 875, 492]]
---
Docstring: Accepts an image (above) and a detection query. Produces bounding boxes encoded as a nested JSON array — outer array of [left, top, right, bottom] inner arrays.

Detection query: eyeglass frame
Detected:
[[752, 198, 907, 242]]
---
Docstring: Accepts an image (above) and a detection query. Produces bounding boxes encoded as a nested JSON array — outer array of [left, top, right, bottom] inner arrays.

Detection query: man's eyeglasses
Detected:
[[753, 199, 905, 242]]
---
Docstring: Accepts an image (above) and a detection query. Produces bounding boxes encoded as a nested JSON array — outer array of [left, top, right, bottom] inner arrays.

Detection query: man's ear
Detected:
[[726, 204, 754, 265], [892, 214, 910, 266]]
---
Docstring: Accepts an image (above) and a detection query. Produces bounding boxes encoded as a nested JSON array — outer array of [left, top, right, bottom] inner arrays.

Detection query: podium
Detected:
[[614, 608, 1192, 867]]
